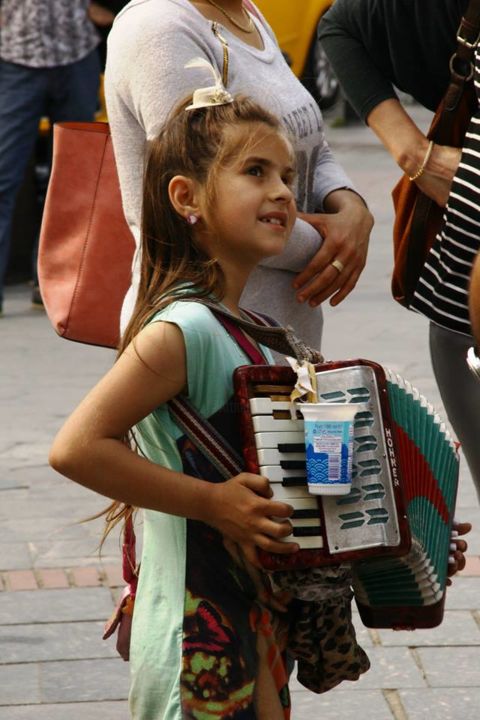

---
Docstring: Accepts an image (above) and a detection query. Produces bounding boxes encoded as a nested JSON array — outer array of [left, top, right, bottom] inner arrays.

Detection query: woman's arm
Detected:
[[317, 0, 464, 210], [318, 0, 464, 120], [367, 98, 461, 206], [49, 321, 297, 566]]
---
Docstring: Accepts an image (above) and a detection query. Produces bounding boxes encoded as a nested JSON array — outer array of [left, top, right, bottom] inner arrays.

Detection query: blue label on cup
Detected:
[[305, 419, 353, 486]]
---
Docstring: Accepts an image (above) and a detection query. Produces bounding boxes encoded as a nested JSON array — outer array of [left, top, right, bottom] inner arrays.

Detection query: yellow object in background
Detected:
[[255, 0, 332, 77]]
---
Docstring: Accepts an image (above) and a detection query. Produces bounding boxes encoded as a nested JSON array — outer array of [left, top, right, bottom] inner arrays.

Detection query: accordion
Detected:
[[233, 359, 460, 629]]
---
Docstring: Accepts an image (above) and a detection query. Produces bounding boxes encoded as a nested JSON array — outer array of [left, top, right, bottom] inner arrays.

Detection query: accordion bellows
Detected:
[[234, 360, 460, 630]]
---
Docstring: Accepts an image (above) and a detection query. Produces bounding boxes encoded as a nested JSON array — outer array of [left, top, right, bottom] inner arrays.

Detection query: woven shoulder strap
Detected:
[[188, 298, 323, 363]]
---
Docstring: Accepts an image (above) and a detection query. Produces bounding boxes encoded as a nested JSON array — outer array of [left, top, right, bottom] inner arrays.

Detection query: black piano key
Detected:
[[292, 509, 319, 519], [293, 526, 322, 537], [282, 477, 307, 487], [277, 443, 305, 453], [280, 460, 306, 469]]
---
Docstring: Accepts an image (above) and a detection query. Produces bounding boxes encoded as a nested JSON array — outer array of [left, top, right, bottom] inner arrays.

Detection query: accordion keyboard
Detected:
[[251, 397, 323, 549], [247, 368, 403, 557]]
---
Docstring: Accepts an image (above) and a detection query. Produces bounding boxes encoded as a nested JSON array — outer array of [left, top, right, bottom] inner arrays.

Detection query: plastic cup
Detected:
[[299, 402, 358, 495]]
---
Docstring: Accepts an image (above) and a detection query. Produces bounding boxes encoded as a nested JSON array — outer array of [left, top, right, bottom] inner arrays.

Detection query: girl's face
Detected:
[[200, 124, 296, 269]]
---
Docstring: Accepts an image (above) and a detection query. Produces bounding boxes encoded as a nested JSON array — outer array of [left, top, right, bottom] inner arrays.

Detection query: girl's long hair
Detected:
[[99, 95, 284, 542]]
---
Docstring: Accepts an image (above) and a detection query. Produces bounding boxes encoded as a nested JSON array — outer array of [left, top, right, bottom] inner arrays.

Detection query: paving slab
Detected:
[[444, 577, 480, 610], [377, 611, 480, 647], [0, 517, 92, 543], [415, 647, 480, 687], [289, 647, 426, 694], [290, 689, 394, 719], [29, 537, 121, 569], [399, 688, 480, 720], [0, 544, 32, 572], [0, 701, 130, 719], [40, 658, 130, 703], [341, 647, 427, 691], [0, 664, 40, 705], [0, 621, 117, 663], [0, 588, 114, 625]]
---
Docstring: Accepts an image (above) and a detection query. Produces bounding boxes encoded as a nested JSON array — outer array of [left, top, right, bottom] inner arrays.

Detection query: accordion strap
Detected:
[[186, 298, 324, 363]]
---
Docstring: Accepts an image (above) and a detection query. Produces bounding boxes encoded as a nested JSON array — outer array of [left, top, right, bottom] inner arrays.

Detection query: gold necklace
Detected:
[[203, 0, 255, 34]]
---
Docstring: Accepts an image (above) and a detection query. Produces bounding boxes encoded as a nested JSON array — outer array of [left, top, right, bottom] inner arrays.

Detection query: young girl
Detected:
[[50, 86, 300, 719]]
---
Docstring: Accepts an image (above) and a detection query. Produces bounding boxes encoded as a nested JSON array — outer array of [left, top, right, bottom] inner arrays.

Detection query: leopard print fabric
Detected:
[[289, 592, 371, 694], [270, 565, 370, 693]]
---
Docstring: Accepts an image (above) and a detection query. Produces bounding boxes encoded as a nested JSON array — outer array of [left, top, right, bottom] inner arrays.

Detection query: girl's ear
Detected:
[[168, 175, 201, 221]]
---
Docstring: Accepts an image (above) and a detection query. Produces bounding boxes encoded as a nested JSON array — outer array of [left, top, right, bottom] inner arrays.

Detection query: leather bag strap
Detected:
[[436, 0, 480, 123]]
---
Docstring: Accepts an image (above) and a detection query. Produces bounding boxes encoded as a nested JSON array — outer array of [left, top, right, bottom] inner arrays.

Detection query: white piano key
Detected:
[[270, 484, 311, 500], [290, 497, 320, 511], [249, 398, 293, 414], [253, 415, 301, 432], [257, 448, 305, 465], [259, 465, 306, 482], [255, 431, 305, 449], [285, 534, 324, 549]]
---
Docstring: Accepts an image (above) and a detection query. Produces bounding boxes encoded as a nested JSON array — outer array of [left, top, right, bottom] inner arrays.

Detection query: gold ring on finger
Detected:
[[331, 259, 345, 273]]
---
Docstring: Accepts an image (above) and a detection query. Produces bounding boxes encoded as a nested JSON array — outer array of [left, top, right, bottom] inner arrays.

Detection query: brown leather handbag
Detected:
[[38, 121, 135, 349], [391, 0, 480, 308]]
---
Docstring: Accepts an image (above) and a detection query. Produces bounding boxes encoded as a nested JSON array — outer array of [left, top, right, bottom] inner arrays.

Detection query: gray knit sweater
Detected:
[[105, 0, 354, 346]]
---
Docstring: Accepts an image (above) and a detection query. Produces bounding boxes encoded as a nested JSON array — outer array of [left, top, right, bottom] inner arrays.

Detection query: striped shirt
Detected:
[[411, 51, 480, 337], [0, 1, 100, 68]]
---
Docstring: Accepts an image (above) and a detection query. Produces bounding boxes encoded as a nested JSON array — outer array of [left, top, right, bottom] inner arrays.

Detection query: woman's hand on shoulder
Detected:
[[204, 472, 299, 567], [293, 190, 373, 307]]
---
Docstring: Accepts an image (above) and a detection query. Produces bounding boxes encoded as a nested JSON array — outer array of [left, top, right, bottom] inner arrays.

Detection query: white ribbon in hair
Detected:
[[185, 57, 234, 110]]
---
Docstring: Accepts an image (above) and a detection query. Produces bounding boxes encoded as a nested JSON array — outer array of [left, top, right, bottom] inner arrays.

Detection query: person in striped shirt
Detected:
[[319, 0, 480, 502]]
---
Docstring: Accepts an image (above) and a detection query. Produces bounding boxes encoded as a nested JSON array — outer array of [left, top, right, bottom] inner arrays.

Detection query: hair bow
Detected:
[[185, 57, 234, 111]]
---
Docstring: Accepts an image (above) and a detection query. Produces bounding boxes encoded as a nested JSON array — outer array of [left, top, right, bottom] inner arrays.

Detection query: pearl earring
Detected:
[[186, 214, 199, 226]]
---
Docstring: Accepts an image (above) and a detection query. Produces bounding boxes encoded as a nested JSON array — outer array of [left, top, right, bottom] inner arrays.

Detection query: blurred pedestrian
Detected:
[[0, 0, 102, 315], [319, 0, 480, 502]]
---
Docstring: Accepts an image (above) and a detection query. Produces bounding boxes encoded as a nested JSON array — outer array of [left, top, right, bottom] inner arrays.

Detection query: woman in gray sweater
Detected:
[[105, 0, 373, 348]]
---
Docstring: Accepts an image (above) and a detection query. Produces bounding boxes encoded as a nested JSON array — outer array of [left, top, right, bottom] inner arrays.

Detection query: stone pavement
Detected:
[[1, 106, 479, 719]]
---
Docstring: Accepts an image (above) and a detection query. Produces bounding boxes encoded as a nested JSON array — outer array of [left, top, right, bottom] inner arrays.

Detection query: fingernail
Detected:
[[298, 296, 305, 303], [451, 530, 459, 538]]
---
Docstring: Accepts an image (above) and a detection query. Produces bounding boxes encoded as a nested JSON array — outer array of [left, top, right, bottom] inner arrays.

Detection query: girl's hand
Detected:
[[206, 473, 299, 567], [415, 144, 461, 207], [446, 520, 471, 586], [293, 197, 373, 307]]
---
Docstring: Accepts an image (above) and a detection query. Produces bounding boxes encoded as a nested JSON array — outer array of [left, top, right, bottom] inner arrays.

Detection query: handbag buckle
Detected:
[[456, 22, 480, 49], [449, 53, 474, 82]]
